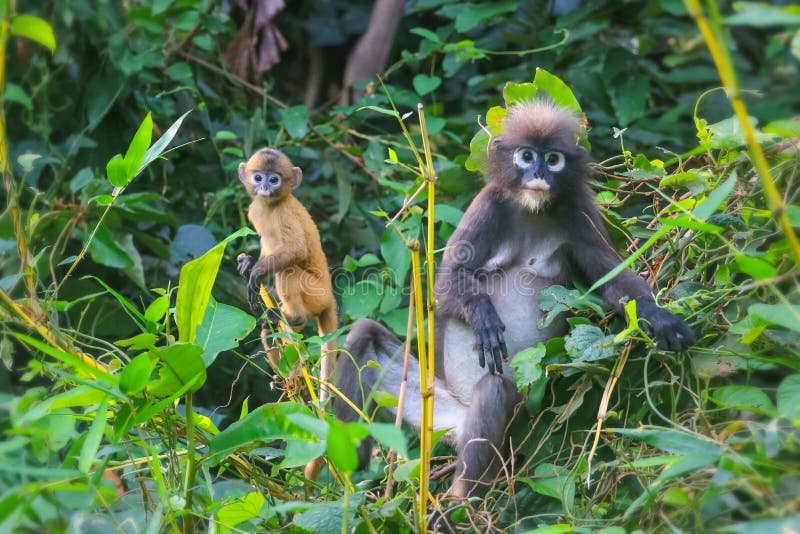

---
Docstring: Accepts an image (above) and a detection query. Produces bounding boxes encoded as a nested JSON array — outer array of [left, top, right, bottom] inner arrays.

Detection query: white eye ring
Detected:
[[544, 151, 565, 172], [513, 148, 537, 169]]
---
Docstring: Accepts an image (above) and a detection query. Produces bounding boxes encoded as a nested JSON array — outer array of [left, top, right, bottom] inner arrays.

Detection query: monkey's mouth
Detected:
[[522, 179, 551, 200]]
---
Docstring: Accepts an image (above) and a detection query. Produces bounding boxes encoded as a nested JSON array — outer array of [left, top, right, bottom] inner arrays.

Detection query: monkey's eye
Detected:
[[544, 151, 565, 172], [268, 174, 282, 186], [513, 147, 537, 169], [252, 172, 265, 183]]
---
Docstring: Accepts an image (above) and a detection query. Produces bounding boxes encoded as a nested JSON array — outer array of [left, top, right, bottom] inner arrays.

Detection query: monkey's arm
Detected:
[[245, 231, 309, 313], [567, 192, 696, 351], [436, 189, 508, 374]]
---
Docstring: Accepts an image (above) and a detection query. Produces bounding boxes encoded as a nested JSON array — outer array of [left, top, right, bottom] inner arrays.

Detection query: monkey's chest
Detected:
[[442, 236, 570, 404]]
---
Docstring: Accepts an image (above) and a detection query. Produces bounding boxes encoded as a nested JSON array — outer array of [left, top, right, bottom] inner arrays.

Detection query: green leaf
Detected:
[[607, 74, 649, 126], [147, 343, 206, 397], [438, 2, 518, 32], [10, 15, 56, 53], [12, 333, 119, 385], [357, 105, 400, 118], [115, 333, 157, 351], [749, 303, 800, 333], [119, 353, 153, 396], [144, 295, 170, 324], [519, 463, 575, 512], [658, 214, 722, 233], [175, 241, 225, 344], [412, 74, 442, 96], [342, 280, 382, 319], [293, 493, 364, 534], [195, 297, 256, 367], [712, 385, 777, 416], [365, 422, 408, 458], [564, 325, 618, 362], [692, 172, 737, 221], [217, 492, 265, 533], [534, 68, 582, 114], [725, 3, 800, 27], [610, 427, 721, 457], [141, 110, 191, 169], [734, 255, 777, 280], [79, 398, 109, 474], [207, 402, 314, 465], [409, 27, 442, 44], [279, 105, 309, 140], [106, 154, 127, 187], [659, 171, 707, 194], [87, 226, 133, 270], [502, 82, 538, 107], [326, 420, 361, 474], [777, 375, 800, 422], [510, 344, 546, 389], [433, 204, 464, 227], [124, 113, 153, 182], [465, 127, 490, 173], [4, 83, 32, 110]]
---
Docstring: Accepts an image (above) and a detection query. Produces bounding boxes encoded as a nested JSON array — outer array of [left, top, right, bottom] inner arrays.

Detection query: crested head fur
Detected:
[[499, 99, 585, 151]]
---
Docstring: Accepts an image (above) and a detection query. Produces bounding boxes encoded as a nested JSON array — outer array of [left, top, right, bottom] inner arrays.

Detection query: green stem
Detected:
[[182, 393, 196, 534]]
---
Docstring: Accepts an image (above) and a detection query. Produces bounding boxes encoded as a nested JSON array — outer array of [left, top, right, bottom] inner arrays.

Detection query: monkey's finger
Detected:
[[483, 338, 498, 375], [492, 346, 504, 375], [475, 333, 486, 369], [496, 331, 509, 361]]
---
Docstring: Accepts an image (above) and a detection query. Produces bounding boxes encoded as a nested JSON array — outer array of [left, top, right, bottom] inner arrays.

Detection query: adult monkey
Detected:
[[334, 100, 696, 506]]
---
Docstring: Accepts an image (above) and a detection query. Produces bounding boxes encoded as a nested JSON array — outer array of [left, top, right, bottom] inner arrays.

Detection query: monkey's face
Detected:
[[511, 146, 566, 211], [248, 169, 284, 198], [490, 99, 589, 213], [490, 140, 584, 213], [239, 148, 303, 201]]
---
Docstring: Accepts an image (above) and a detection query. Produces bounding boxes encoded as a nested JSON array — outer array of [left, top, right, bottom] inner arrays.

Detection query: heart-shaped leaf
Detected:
[[413, 74, 442, 96]]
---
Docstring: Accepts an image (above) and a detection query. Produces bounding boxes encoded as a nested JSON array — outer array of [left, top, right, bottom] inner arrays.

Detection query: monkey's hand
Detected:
[[635, 298, 697, 352], [237, 253, 254, 277], [467, 297, 508, 375]]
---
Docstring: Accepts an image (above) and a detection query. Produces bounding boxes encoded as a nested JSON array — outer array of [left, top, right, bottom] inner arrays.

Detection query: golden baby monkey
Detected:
[[236, 147, 337, 481]]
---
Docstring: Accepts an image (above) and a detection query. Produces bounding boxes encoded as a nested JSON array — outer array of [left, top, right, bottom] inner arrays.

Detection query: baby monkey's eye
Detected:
[[268, 175, 281, 186], [253, 173, 265, 183]]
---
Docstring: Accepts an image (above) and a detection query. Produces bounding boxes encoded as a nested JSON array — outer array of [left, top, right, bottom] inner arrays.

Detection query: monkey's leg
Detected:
[[335, 319, 467, 469], [451, 373, 521, 499]]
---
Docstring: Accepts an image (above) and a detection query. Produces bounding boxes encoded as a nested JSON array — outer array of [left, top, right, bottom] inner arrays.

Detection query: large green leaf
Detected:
[[292, 492, 364, 534], [195, 297, 256, 367], [123, 113, 153, 182], [147, 343, 206, 397], [564, 325, 618, 362], [206, 402, 314, 465]]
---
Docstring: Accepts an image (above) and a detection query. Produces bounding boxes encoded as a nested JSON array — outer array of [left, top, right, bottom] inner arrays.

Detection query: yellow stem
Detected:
[[258, 285, 316, 402], [684, 0, 800, 268], [411, 244, 430, 532], [0, 287, 108, 374]]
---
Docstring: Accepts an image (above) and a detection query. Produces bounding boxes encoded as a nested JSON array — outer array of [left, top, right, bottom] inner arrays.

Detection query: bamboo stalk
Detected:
[[385, 283, 416, 500], [410, 244, 431, 531], [684, 0, 800, 268]]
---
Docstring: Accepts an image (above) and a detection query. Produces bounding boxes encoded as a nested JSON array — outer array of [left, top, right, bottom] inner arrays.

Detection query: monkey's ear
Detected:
[[291, 166, 303, 189], [238, 162, 247, 184]]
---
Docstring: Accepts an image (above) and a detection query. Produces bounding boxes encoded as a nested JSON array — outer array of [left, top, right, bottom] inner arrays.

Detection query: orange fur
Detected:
[[239, 148, 338, 481]]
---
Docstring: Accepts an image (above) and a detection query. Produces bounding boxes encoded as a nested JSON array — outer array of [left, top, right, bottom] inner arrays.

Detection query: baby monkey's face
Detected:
[[238, 148, 302, 200]]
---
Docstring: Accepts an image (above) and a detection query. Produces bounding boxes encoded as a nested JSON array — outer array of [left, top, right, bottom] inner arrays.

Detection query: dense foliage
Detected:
[[1, 0, 799, 532]]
